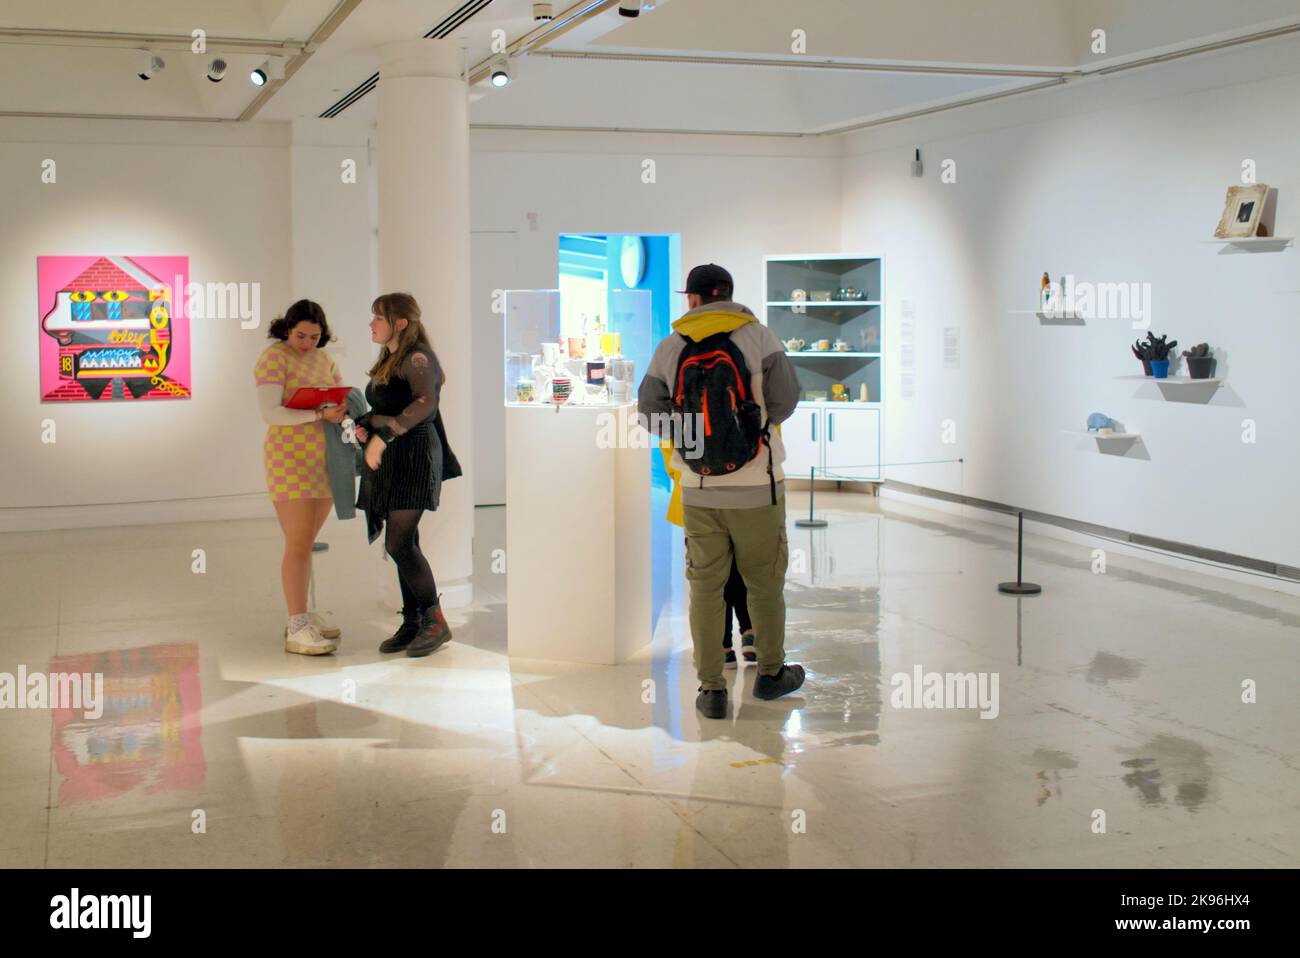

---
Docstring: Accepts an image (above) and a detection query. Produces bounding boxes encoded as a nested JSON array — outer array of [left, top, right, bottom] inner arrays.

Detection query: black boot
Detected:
[[405, 602, 452, 657], [379, 608, 420, 653]]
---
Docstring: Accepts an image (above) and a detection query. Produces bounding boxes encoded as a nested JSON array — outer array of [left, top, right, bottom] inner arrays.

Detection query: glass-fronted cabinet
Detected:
[[504, 288, 651, 407]]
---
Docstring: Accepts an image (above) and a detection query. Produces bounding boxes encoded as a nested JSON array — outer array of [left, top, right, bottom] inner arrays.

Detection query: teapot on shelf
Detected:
[[783, 338, 806, 352]]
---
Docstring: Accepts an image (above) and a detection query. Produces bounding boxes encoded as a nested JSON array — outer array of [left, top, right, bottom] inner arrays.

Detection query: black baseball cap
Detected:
[[678, 263, 734, 298]]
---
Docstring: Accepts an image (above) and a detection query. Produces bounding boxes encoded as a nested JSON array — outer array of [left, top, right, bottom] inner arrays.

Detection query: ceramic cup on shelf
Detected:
[[791, 289, 807, 302], [566, 336, 586, 360], [831, 383, 848, 401], [515, 380, 536, 403], [551, 376, 572, 404], [814, 339, 831, 351], [541, 342, 562, 366], [834, 339, 850, 351]]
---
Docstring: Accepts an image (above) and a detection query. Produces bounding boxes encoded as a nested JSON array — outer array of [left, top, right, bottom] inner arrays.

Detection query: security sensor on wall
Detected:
[[533, 2, 554, 21], [618, 0, 643, 17], [911, 148, 923, 177], [489, 59, 511, 87], [206, 58, 228, 83], [251, 57, 286, 87], [138, 51, 165, 80]]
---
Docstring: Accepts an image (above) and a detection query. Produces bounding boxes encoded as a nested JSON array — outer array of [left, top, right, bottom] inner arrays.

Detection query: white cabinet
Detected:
[[824, 406, 880, 480], [782, 405, 821, 476], [778, 404, 880, 481]]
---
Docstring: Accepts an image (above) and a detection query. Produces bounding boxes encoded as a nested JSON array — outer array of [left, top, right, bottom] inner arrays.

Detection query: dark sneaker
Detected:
[[406, 604, 452, 658], [379, 611, 420, 653], [741, 632, 757, 664], [696, 689, 727, 719], [723, 648, 737, 670], [753, 664, 806, 700]]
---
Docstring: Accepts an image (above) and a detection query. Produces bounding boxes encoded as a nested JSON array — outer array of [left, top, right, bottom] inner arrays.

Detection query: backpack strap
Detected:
[[764, 420, 775, 505]]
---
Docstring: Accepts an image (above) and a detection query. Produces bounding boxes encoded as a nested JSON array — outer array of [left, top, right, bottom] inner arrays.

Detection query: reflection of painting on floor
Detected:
[[50, 643, 204, 804]]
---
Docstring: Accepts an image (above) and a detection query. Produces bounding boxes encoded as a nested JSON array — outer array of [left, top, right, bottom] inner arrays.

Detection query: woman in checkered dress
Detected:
[[253, 300, 350, 656]]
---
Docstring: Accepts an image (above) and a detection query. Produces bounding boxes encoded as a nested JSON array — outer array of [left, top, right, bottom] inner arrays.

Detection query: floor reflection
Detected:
[[51, 643, 204, 804]]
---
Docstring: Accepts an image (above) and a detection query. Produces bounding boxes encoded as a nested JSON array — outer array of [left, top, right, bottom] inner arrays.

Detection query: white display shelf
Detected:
[[1007, 308, 1087, 323], [767, 300, 881, 307], [1116, 375, 1222, 385], [786, 350, 879, 358], [1201, 236, 1293, 252], [1064, 429, 1142, 442]]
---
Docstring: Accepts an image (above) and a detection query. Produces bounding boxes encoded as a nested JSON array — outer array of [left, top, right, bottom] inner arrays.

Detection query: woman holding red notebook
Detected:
[[253, 299, 350, 655]]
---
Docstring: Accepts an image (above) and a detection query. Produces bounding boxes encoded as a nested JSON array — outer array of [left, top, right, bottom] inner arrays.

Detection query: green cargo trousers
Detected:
[[684, 496, 789, 691]]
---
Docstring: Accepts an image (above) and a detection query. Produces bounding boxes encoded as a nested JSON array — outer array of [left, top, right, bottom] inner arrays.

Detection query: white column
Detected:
[[377, 39, 474, 607]]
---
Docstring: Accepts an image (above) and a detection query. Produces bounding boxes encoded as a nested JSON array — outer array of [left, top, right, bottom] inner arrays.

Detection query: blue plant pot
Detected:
[[1151, 359, 1170, 379]]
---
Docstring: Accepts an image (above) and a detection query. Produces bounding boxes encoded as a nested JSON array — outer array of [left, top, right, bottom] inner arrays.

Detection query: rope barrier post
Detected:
[[997, 511, 1041, 595], [795, 466, 828, 528]]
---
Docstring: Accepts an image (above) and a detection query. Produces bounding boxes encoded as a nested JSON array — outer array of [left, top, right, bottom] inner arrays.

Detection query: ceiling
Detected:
[[2, 0, 1299, 132]]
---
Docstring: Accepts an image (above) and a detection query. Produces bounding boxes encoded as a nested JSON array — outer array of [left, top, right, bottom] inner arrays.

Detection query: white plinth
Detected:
[[506, 403, 652, 664]]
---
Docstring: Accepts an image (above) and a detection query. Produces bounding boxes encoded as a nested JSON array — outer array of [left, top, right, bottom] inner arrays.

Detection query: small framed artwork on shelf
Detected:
[[1215, 184, 1270, 238]]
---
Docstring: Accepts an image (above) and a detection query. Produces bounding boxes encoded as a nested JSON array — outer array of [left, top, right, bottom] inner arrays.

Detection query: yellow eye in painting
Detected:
[[101, 290, 130, 302], [69, 290, 96, 303]]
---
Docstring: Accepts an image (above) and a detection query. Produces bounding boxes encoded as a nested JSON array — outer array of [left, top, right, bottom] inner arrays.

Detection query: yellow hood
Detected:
[[670, 302, 757, 342]]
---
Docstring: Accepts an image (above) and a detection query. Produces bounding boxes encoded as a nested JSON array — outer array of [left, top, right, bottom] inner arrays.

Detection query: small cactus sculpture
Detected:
[[1132, 331, 1178, 362], [1181, 342, 1216, 379]]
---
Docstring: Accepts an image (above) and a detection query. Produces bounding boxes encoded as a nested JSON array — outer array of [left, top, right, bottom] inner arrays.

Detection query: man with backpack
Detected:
[[638, 263, 805, 719]]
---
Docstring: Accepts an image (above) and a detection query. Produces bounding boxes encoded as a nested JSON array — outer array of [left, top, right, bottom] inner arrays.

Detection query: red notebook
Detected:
[[284, 386, 352, 409]]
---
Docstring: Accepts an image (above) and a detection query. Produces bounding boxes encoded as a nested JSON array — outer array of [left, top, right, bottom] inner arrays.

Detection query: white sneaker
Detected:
[[284, 622, 337, 656], [309, 612, 341, 640]]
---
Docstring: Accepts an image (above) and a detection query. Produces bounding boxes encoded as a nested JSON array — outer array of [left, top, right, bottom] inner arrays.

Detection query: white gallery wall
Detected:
[[0, 118, 295, 530], [840, 33, 1300, 569], [468, 128, 842, 305]]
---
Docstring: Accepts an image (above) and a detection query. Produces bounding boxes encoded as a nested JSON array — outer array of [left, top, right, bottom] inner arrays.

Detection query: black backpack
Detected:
[[672, 331, 775, 501]]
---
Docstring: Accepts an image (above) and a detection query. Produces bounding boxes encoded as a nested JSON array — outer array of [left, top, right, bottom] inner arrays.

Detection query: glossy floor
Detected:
[[1, 493, 1297, 867]]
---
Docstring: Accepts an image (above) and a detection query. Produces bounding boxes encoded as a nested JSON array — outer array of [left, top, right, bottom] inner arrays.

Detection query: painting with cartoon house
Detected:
[[39, 255, 191, 402]]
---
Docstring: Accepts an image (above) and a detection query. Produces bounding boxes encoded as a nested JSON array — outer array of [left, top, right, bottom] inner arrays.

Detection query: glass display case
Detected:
[[504, 287, 651, 407]]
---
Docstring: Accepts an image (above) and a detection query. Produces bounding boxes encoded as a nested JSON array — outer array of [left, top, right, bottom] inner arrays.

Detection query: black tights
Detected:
[[385, 509, 437, 614], [722, 557, 753, 647]]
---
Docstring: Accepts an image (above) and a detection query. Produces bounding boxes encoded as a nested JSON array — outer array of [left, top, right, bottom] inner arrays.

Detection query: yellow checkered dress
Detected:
[[254, 341, 341, 501]]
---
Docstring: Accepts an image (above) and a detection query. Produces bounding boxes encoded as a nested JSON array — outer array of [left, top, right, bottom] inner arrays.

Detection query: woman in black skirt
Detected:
[[354, 292, 460, 657]]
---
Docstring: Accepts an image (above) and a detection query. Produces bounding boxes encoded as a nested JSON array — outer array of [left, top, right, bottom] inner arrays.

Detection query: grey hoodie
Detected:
[[638, 300, 801, 509]]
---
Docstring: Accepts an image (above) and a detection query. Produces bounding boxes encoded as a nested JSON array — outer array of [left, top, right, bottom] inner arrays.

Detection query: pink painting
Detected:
[[38, 255, 191, 402]]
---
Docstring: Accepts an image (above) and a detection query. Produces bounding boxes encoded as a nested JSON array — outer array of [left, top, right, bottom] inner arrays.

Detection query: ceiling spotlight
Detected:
[[532, 2, 554, 21], [489, 59, 511, 88], [618, 0, 643, 16], [138, 50, 165, 80], [250, 57, 286, 86], [206, 57, 228, 83]]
